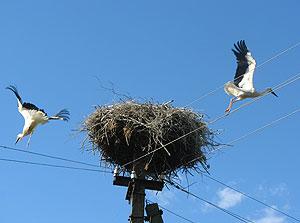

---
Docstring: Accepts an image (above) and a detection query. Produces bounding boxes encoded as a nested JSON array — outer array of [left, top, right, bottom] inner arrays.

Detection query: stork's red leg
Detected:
[[225, 98, 235, 113], [26, 133, 33, 148]]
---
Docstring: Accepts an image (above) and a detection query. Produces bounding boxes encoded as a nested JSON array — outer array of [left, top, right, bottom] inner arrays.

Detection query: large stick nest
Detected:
[[83, 101, 217, 180]]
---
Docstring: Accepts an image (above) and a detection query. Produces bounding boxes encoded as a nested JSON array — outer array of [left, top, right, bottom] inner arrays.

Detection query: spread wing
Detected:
[[232, 40, 256, 90], [6, 85, 23, 108]]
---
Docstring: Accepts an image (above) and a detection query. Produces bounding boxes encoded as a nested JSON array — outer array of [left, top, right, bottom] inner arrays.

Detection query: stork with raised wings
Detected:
[[6, 85, 70, 146], [224, 40, 278, 113]]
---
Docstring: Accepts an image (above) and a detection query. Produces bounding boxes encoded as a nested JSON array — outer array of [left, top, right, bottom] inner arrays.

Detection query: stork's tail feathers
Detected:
[[49, 109, 70, 121], [224, 81, 234, 96], [6, 85, 23, 104]]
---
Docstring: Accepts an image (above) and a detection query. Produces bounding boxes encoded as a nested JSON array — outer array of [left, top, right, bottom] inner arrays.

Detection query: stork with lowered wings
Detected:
[[6, 85, 70, 147]]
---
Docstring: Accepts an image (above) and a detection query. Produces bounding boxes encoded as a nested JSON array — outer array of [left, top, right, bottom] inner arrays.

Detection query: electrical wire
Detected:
[[0, 157, 112, 173], [118, 74, 300, 222], [183, 107, 300, 167], [157, 108, 300, 222], [213, 108, 300, 154], [146, 199, 199, 223], [5, 108, 298, 222], [203, 173, 300, 223], [0, 145, 103, 169], [2, 42, 299, 220], [203, 109, 300, 222], [166, 180, 254, 223], [9, 43, 296, 174], [184, 40, 300, 108], [121, 72, 300, 169], [2, 112, 298, 221]]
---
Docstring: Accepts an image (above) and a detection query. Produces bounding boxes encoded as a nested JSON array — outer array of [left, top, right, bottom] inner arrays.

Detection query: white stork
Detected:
[[224, 40, 278, 113], [6, 85, 70, 146]]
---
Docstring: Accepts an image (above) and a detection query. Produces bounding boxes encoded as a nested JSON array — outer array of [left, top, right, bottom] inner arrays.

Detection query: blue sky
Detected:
[[0, 1, 299, 222]]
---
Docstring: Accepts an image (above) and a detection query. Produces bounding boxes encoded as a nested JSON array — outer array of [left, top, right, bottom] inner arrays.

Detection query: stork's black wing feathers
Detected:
[[22, 102, 47, 115], [232, 40, 250, 86], [49, 109, 70, 121], [6, 85, 23, 104], [55, 109, 70, 121]]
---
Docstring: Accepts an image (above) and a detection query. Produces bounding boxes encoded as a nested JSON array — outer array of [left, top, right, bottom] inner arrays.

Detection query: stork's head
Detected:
[[15, 133, 24, 144]]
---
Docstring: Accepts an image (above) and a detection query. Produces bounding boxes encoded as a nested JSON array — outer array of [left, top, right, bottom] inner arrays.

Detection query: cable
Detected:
[[147, 199, 197, 223], [183, 107, 300, 167], [0, 157, 112, 173], [203, 109, 300, 222], [203, 173, 300, 223], [184, 40, 300, 108], [5, 109, 300, 223], [146, 199, 199, 223], [8, 110, 299, 221], [0, 145, 113, 171], [10, 109, 299, 221], [213, 108, 300, 153], [121, 72, 300, 169], [166, 180, 254, 223], [159, 108, 300, 222], [151, 108, 300, 221], [159, 206, 198, 223]]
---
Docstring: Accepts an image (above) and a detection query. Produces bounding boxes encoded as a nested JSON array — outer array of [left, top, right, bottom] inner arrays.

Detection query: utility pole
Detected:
[[130, 172, 146, 223], [113, 167, 164, 223]]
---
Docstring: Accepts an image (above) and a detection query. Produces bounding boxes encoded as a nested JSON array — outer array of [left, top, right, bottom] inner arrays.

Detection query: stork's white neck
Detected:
[[254, 88, 272, 97]]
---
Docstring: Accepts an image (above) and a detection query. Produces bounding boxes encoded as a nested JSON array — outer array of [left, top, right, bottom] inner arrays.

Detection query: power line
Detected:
[[163, 108, 300, 222], [2, 114, 297, 221], [184, 107, 300, 167], [213, 108, 300, 154], [117, 73, 300, 223], [185, 40, 300, 108], [121, 72, 300, 169], [0, 145, 112, 170], [202, 109, 300, 222], [119, 76, 300, 221], [0, 157, 112, 173], [146, 199, 199, 223], [166, 180, 254, 223], [203, 173, 300, 223]]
